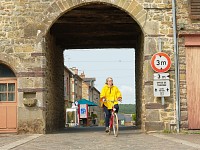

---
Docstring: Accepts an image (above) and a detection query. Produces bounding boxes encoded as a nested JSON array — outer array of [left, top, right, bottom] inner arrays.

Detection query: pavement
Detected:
[[1, 126, 200, 150]]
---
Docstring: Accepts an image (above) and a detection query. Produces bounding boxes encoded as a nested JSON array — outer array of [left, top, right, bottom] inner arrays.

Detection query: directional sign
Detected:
[[153, 80, 170, 97], [154, 73, 170, 80], [151, 52, 171, 73]]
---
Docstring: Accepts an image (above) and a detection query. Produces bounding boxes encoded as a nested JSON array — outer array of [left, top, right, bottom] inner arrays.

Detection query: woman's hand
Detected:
[[117, 98, 122, 102], [102, 98, 106, 102]]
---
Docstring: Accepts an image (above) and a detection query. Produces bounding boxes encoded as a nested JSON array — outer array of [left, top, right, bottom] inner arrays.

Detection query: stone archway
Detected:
[[0, 54, 18, 76], [37, 0, 147, 36], [16, 0, 176, 133], [42, 1, 146, 133]]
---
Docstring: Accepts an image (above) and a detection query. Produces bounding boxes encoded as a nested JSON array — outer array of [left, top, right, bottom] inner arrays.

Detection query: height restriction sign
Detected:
[[151, 52, 171, 73]]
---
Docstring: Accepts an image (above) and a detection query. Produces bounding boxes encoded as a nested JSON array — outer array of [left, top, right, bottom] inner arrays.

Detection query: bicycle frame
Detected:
[[105, 100, 119, 137], [109, 106, 116, 129]]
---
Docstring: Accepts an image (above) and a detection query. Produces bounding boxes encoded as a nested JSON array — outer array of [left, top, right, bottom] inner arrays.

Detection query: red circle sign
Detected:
[[151, 52, 171, 73]]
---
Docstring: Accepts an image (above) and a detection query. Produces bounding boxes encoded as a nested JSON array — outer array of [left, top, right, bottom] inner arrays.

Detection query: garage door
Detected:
[[186, 47, 200, 129]]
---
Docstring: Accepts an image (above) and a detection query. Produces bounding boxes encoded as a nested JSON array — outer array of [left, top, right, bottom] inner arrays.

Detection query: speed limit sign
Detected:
[[151, 52, 171, 73]]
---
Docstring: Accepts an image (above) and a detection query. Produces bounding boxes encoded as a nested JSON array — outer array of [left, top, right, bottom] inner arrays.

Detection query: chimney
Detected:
[[71, 67, 78, 74], [80, 72, 85, 78]]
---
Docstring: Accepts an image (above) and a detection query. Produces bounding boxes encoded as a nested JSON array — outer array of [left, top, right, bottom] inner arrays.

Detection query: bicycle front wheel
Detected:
[[112, 113, 119, 137]]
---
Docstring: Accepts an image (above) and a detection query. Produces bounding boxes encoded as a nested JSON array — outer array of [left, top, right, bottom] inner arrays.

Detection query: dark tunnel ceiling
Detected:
[[50, 4, 142, 49]]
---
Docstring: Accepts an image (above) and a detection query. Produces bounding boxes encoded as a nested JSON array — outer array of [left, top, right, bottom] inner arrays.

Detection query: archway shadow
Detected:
[[45, 2, 144, 133], [50, 126, 141, 134]]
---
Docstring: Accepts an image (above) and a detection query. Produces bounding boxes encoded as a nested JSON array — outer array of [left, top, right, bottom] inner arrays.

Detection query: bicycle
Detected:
[[104, 100, 120, 137]]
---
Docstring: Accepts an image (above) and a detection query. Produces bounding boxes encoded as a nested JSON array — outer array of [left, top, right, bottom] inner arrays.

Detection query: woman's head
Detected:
[[106, 77, 113, 86]]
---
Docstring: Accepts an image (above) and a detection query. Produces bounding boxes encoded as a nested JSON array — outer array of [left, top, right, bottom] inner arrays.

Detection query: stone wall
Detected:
[[0, 0, 48, 133], [45, 32, 65, 133], [176, 0, 200, 129], [82, 82, 89, 100], [135, 33, 144, 129], [0, 0, 192, 133], [64, 69, 71, 107], [142, 2, 175, 131]]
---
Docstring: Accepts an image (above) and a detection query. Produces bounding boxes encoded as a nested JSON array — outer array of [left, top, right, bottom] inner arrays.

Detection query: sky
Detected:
[[64, 49, 135, 104]]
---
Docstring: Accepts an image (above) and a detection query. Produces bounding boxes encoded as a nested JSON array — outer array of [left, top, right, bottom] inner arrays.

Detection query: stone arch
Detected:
[[34, 0, 147, 37], [0, 54, 18, 77], [36, 0, 147, 133], [0, 63, 16, 78]]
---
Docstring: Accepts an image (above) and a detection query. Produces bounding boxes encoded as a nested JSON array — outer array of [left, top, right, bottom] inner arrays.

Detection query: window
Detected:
[[66, 77, 69, 94], [0, 83, 16, 102], [190, 0, 200, 20], [0, 64, 15, 78]]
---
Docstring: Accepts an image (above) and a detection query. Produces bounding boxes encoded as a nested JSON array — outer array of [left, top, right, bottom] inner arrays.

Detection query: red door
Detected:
[[0, 79, 17, 133], [186, 47, 200, 129]]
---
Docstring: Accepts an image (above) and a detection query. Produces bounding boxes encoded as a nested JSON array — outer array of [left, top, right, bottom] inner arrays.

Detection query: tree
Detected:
[[118, 104, 136, 114]]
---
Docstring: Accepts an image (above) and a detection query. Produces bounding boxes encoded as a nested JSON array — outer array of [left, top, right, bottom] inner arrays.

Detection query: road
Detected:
[[1, 126, 200, 150]]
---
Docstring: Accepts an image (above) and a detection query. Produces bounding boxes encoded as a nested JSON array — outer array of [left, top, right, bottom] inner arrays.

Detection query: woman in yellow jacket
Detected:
[[100, 77, 122, 132]]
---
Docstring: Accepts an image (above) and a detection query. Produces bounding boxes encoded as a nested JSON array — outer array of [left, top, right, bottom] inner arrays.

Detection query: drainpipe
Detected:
[[172, 0, 180, 133]]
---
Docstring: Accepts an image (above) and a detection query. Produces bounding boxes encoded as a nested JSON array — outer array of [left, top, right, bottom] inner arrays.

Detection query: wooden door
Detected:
[[186, 47, 200, 129], [0, 79, 17, 132]]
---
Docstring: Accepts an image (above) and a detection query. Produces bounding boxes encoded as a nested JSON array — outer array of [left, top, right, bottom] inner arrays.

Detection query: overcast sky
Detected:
[[64, 49, 135, 104]]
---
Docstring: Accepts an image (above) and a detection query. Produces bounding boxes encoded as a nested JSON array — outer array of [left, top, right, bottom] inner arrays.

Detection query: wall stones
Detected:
[[1, 0, 197, 133], [144, 86, 154, 103], [145, 121, 164, 131], [146, 110, 160, 121], [45, 32, 65, 133]]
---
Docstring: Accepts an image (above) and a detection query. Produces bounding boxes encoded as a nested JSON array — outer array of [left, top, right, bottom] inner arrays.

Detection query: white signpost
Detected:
[[153, 78, 170, 97], [151, 51, 171, 105], [153, 73, 170, 80]]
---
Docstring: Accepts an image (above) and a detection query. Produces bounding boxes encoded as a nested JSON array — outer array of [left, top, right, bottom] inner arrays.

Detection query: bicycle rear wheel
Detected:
[[112, 113, 119, 137]]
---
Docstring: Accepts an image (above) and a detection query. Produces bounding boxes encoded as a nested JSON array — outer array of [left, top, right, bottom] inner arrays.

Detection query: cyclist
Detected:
[[100, 77, 122, 132]]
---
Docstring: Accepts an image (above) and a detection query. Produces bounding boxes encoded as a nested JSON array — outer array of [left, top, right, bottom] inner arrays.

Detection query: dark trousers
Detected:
[[103, 104, 119, 127]]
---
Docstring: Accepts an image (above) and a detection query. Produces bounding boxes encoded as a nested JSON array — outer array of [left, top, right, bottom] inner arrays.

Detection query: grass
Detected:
[[183, 131, 200, 134]]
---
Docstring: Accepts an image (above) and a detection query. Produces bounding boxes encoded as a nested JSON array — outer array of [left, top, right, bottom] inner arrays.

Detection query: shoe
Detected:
[[105, 127, 109, 133]]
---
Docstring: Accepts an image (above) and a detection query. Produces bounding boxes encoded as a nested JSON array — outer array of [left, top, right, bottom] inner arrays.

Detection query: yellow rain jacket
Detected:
[[100, 84, 122, 109]]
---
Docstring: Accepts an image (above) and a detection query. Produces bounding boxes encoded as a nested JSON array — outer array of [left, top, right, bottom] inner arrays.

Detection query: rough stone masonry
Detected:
[[0, 0, 198, 133]]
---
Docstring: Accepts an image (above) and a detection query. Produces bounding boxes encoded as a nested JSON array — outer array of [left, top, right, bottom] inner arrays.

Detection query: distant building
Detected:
[[69, 67, 83, 103], [80, 72, 104, 123], [64, 67, 73, 107], [64, 67, 83, 108]]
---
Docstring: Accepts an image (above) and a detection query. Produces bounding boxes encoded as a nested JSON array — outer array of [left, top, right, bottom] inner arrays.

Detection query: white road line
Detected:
[[0, 134, 42, 150], [152, 134, 200, 149]]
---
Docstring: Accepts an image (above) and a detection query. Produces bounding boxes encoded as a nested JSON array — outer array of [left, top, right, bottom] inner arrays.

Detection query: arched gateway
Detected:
[[0, 0, 176, 133]]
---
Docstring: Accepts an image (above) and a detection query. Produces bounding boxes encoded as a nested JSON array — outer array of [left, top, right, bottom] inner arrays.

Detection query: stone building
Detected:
[[89, 86, 103, 124], [0, 0, 200, 133], [64, 66, 73, 108], [80, 73, 103, 123], [81, 81, 89, 100], [80, 73, 89, 100], [69, 67, 82, 103]]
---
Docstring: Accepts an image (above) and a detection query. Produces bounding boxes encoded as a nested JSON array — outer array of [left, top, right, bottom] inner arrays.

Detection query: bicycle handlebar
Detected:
[[103, 99, 122, 103]]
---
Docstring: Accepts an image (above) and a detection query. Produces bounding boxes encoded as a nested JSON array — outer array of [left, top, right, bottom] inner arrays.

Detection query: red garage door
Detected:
[[186, 47, 200, 129]]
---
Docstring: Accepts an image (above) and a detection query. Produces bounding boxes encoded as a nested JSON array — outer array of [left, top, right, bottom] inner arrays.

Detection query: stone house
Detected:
[[69, 67, 82, 103], [80, 72, 104, 123], [81, 75, 90, 100], [90, 86, 104, 124], [0, 0, 200, 133], [64, 66, 73, 108], [64, 67, 83, 108]]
